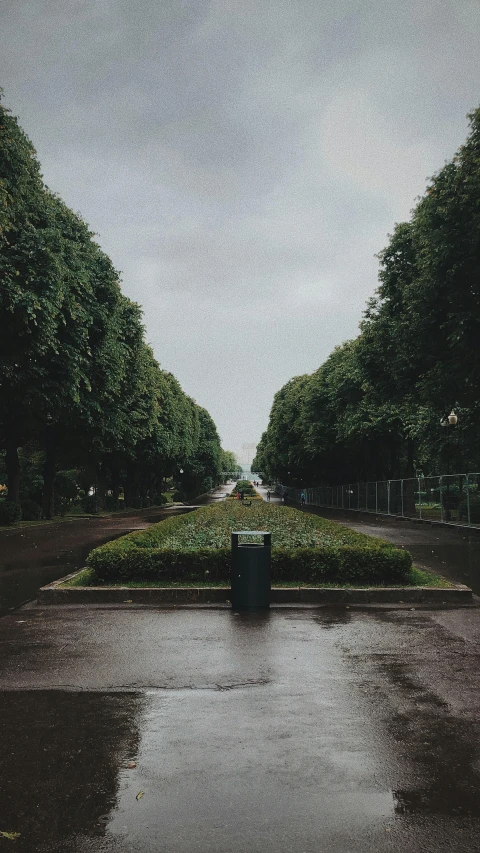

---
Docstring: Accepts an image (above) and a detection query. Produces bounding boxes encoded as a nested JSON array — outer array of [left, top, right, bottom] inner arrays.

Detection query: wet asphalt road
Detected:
[[0, 507, 185, 616], [2, 604, 480, 852], [0, 483, 231, 615], [305, 506, 480, 595], [2, 485, 480, 851]]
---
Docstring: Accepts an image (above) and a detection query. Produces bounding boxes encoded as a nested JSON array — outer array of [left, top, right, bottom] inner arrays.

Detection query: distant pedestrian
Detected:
[[301, 491, 306, 506], [266, 490, 271, 501], [283, 492, 288, 504]]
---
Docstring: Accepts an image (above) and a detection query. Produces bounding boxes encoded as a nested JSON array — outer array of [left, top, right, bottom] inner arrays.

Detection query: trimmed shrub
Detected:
[[82, 495, 99, 514], [0, 501, 22, 525], [20, 499, 42, 521], [232, 480, 256, 497], [226, 495, 262, 501], [86, 501, 413, 586], [105, 495, 119, 512], [152, 494, 168, 506]]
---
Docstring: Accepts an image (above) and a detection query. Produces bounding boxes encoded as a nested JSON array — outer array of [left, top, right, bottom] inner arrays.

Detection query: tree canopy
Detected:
[[254, 108, 480, 485], [0, 94, 225, 515]]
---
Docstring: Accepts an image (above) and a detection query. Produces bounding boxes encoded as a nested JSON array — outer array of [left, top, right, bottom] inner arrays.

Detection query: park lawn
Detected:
[[84, 502, 416, 587]]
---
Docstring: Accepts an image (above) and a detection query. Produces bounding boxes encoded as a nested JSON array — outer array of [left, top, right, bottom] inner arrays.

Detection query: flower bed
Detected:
[[230, 480, 257, 497], [86, 502, 413, 586]]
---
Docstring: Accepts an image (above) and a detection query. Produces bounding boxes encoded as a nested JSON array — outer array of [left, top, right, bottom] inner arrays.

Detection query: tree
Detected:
[[1, 94, 225, 518]]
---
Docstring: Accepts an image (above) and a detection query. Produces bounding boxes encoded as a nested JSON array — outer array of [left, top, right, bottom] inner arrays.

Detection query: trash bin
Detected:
[[231, 531, 271, 609]]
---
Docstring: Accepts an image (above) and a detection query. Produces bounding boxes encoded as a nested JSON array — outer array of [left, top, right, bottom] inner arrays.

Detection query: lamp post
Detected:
[[440, 410, 458, 520]]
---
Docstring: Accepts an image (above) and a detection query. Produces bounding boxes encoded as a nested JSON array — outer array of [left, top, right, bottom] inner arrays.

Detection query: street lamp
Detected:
[[440, 410, 458, 520], [440, 410, 458, 428]]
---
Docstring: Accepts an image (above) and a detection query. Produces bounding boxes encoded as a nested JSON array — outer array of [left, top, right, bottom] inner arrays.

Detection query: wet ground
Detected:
[[1, 603, 480, 852], [305, 506, 480, 595], [0, 506, 187, 616], [0, 484, 231, 615]]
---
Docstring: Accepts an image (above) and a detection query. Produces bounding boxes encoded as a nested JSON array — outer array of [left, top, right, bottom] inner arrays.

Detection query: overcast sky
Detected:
[[1, 1, 480, 460]]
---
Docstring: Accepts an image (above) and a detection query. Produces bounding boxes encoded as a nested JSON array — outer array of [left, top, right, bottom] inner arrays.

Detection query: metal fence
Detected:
[[276, 473, 480, 528]]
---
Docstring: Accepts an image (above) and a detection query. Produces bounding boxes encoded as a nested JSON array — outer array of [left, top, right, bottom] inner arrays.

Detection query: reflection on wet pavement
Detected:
[[0, 691, 144, 852], [0, 506, 195, 615], [309, 506, 480, 594], [2, 608, 480, 850]]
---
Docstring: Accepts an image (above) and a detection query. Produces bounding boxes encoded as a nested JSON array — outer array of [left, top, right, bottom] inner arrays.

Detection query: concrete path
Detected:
[[255, 483, 282, 503], [1, 603, 480, 852]]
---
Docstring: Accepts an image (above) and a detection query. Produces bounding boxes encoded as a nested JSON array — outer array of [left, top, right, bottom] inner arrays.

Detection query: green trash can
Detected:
[[231, 531, 271, 610]]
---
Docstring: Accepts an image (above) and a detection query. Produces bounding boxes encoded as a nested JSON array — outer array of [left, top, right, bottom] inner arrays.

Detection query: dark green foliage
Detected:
[[254, 108, 480, 484], [220, 450, 242, 479], [128, 497, 144, 509], [54, 470, 80, 501], [86, 503, 412, 586], [0, 500, 22, 525], [458, 494, 480, 523], [0, 94, 225, 516], [152, 494, 167, 506], [105, 495, 119, 512], [82, 495, 99, 515], [233, 480, 256, 496], [87, 542, 411, 586], [20, 498, 41, 520]]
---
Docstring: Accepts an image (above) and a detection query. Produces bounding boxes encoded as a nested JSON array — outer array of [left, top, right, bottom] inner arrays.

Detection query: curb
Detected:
[[38, 575, 472, 606]]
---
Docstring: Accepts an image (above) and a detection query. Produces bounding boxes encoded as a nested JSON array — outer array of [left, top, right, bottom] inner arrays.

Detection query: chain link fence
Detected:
[[275, 473, 480, 528]]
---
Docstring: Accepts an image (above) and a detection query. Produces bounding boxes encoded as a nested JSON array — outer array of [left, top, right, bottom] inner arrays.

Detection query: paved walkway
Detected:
[[255, 483, 282, 503], [298, 505, 480, 595], [2, 603, 480, 852], [2, 478, 480, 851], [0, 483, 232, 614]]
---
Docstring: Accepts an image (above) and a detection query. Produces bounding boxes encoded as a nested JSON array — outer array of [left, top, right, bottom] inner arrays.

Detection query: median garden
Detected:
[[77, 501, 434, 588]]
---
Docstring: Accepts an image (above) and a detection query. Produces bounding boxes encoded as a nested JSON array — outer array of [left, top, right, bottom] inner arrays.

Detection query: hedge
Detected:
[[0, 501, 22, 525], [86, 502, 412, 586]]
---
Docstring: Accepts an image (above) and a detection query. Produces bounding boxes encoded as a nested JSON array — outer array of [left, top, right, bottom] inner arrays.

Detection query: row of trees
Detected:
[[254, 108, 480, 486], [0, 94, 231, 517]]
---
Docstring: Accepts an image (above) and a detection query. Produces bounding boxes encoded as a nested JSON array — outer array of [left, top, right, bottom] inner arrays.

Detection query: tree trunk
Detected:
[[112, 467, 121, 503], [5, 436, 21, 503], [42, 427, 56, 519], [124, 466, 135, 507], [96, 465, 107, 509]]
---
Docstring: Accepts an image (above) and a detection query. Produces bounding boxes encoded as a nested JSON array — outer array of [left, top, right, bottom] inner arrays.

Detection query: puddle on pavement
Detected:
[[0, 691, 144, 852], [369, 656, 480, 818], [0, 508, 196, 615]]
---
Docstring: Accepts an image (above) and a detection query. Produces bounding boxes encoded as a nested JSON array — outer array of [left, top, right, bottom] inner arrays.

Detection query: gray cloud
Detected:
[[1, 0, 480, 455]]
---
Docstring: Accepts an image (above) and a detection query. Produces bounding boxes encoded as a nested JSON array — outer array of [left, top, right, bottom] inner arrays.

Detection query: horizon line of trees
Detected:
[[0, 93, 236, 519], [254, 107, 480, 487]]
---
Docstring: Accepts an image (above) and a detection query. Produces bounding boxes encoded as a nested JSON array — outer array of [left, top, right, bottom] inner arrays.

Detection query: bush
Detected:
[[87, 541, 411, 587], [129, 497, 144, 509], [152, 494, 168, 506], [20, 499, 42, 520], [0, 501, 22, 525], [82, 494, 99, 514], [458, 494, 480, 523], [105, 495, 119, 512], [86, 501, 413, 586], [231, 480, 256, 497]]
